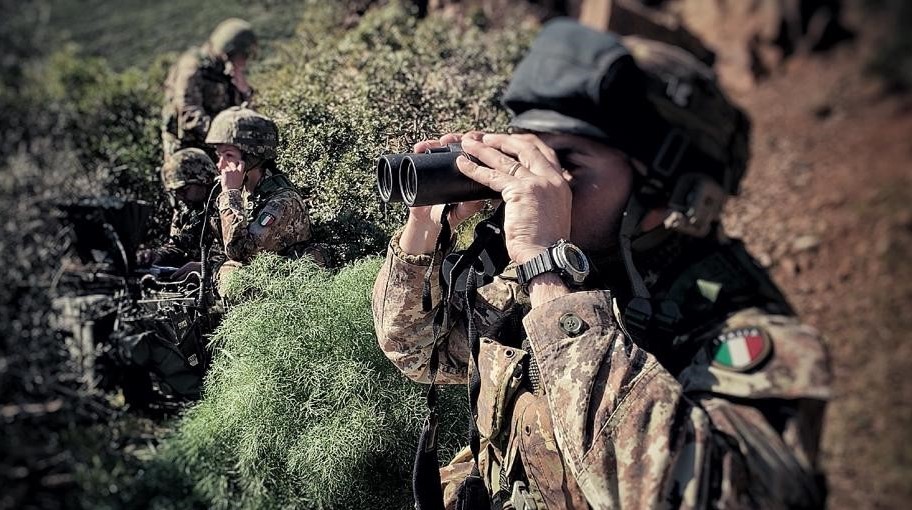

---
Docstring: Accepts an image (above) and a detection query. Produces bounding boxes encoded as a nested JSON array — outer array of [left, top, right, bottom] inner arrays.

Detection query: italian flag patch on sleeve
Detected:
[[712, 327, 772, 372], [257, 212, 276, 227]]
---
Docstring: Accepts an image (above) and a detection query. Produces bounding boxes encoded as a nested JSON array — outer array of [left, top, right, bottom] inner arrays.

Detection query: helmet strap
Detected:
[[619, 194, 655, 344]]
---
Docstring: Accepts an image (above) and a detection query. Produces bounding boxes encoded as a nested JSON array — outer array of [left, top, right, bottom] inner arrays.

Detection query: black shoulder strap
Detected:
[[250, 173, 302, 217]]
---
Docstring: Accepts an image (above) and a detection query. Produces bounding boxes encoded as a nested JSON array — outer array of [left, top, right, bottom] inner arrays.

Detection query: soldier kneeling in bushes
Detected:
[[202, 107, 330, 296], [137, 148, 218, 274]]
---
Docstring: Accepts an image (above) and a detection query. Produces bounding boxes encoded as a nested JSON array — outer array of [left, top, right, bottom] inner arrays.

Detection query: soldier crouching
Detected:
[[204, 107, 328, 297], [161, 18, 258, 159], [137, 148, 217, 270], [372, 19, 830, 509]]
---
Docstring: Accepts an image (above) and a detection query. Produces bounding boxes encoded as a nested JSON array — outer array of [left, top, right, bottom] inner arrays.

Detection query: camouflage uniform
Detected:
[[161, 18, 256, 158], [149, 203, 208, 266], [372, 20, 830, 510], [214, 169, 314, 289], [205, 107, 319, 294], [149, 148, 217, 266], [373, 231, 829, 509]]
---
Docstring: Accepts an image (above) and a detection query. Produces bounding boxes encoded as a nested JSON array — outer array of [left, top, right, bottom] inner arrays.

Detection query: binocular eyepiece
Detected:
[[376, 143, 500, 207]]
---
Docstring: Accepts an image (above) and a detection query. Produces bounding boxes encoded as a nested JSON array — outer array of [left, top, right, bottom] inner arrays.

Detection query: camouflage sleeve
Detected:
[[172, 57, 211, 143], [372, 231, 471, 384], [217, 189, 312, 263], [523, 292, 829, 508]]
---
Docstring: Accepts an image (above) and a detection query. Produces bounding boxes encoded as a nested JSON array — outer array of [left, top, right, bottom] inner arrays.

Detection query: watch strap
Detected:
[[516, 248, 556, 286]]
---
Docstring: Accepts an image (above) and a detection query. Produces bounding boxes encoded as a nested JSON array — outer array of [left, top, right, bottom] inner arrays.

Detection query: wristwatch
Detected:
[[516, 239, 590, 288]]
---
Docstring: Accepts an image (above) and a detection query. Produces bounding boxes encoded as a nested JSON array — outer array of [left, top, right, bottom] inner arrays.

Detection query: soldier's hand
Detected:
[[399, 132, 488, 256], [457, 133, 571, 264], [171, 261, 202, 281], [219, 158, 246, 190], [136, 248, 159, 267]]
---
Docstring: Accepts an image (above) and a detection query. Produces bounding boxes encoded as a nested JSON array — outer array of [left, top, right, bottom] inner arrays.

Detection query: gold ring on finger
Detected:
[[507, 161, 523, 176]]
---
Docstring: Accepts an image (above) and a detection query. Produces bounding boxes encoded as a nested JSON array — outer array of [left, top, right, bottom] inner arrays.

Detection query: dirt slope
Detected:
[[723, 8, 912, 508]]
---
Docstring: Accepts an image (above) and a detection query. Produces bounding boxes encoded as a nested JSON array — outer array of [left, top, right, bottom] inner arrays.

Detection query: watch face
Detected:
[[555, 241, 590, 284], [564, 245, 588, 272]]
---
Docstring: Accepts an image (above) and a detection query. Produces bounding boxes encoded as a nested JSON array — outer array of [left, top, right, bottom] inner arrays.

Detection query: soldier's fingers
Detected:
[[413, 139, 442, 154], [486, 133, 560, 169], [461, 131, 485, 142], [481, 134, 562, 183], [438, 133, 463, 145], [461, 138, 527, 176], [456, 155, 509, 193]]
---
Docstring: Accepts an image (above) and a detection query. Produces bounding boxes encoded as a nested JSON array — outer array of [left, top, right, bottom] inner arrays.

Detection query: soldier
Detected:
[[137, 148, 217, 269], [204, 107, 324, 295], [372, 19, 830, 509], [161, 18, 257, 158]]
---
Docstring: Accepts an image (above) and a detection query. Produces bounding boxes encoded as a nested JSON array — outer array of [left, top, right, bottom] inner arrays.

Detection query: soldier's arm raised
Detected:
[[216, 189, 257, 262]]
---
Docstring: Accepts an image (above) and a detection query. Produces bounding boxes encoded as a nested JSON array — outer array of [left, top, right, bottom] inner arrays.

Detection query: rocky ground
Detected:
[[722, 7, 912, 507]]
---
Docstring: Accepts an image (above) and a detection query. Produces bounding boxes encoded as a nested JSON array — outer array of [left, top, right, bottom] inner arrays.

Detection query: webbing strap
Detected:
[[465, 269, 482, 460], [413, 205, 455, 510], [423, 205, 454, 312]]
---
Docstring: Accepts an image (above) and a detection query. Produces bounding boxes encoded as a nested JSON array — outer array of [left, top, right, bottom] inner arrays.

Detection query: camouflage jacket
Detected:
[[214, 169, 315, 290], [151, 202, 208, 266], [372, 230, 831, 509], [161, 47, 254, 155]]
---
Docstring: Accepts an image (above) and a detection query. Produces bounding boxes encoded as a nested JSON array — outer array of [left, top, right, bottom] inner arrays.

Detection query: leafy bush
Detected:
[[1, 2, 534, 508], [11, 45, 165, 198], [155, 255, 467, 509], [254, 1, 533, 262]]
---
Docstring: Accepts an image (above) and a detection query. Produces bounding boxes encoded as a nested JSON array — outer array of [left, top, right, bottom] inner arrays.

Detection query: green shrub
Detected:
[[254, 1, 533, 262], [17, 45, 164, 198], [155, 255, 467, 509]]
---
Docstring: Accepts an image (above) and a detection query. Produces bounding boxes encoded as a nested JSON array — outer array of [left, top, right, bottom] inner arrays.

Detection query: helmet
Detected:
[[161, 148, 217, 191], [205, 107, 278, 159], [502, 18, 750, 197], [208, 18, 257, 59]]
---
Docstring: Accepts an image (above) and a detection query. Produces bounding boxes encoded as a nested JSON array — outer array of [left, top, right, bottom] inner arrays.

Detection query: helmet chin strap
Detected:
[[241, 154, 266, 188], [619, 195, 650, 300], [618, 194, 656, 344], [618, 193, 688, 350]]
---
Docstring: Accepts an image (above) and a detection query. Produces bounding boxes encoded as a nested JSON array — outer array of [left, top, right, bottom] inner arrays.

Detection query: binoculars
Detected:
[[376, 143, 500, 207]]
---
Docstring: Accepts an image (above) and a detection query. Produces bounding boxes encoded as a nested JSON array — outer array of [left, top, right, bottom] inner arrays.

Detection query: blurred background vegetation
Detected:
[[0, 1, 531, 508]]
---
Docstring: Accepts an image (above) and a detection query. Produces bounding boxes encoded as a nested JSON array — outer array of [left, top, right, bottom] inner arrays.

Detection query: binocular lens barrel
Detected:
[[400, 151, 500, 207], [376, 154, 407, 203], [376, 143, 499, 207]]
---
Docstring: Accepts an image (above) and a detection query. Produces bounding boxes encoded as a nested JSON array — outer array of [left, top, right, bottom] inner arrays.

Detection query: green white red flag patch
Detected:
[[712, 327, 772, 372], [258, 212, 275, 227]]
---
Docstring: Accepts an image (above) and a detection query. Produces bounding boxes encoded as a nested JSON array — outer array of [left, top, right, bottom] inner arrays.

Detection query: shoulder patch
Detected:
[[257, 212, 275, 227], [711, 327, 772, 372]]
